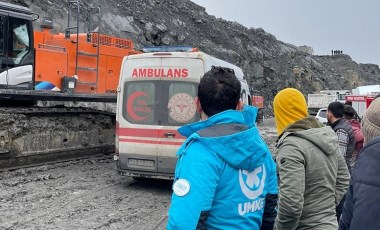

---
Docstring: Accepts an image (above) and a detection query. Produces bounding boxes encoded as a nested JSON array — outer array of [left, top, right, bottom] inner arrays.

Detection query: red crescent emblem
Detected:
[[126, 91, 151, 121]]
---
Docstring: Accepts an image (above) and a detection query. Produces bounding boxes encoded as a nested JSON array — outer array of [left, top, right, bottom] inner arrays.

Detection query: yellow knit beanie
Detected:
[[273, 88, 309, 135]]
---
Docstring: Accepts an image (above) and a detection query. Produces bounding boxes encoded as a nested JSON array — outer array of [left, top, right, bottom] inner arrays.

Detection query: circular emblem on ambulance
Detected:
[[173, 179, 190, 197], [168, 93, 196, 123], [126, 91, 152, 121]]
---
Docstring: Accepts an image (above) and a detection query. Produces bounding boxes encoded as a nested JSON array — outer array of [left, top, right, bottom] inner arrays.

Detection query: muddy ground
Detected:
[[0, 120, 277, 230]]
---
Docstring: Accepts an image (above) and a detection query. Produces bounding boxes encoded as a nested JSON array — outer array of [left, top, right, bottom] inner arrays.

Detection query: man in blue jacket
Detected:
[[167, 66, 278, 230]]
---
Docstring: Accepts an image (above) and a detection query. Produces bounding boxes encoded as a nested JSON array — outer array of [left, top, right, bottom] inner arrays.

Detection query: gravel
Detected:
[[0, 120, 277, 230], [0, 158, 172, 230]]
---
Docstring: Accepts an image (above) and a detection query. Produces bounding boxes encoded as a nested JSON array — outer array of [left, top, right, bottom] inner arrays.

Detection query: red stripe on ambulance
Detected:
[[117, 127, 185, 140], [119, 138, 183, 146]]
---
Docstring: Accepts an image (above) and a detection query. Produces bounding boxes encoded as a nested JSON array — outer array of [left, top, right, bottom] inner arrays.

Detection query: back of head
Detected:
[[273, 88, 308, 135], [327, 101, 344, 118], [345, 100, 353, 106], [198, 66, 241, 117], [344, 105, 356, 120], [362, 98, 380, 144]]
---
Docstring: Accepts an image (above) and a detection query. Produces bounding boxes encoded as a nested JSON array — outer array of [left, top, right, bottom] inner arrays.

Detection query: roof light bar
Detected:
[[143, 46, 197, 53]]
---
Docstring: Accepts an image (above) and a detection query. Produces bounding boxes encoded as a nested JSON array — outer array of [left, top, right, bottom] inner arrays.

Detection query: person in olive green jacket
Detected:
[[273, 88, 350, 230]]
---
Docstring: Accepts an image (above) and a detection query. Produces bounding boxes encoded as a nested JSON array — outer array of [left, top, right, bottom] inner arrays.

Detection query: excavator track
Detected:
[[0, 148, 114, 171], [0, 106, 116, 170], [0, 151, 114, 171], [0, 107, 115, 115]]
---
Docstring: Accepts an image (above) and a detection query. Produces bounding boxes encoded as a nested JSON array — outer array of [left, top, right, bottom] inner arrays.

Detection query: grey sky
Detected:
[[191, 0, 379, 65]]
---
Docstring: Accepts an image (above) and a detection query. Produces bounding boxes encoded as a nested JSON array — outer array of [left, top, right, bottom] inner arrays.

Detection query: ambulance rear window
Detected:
[[123, 81, 199, 125], [123, 82, 156, 124]]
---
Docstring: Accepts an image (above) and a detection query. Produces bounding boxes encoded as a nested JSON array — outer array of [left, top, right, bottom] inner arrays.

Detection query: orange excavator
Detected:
[[0, 1, 142, 169], [0, 1, 140, 102]]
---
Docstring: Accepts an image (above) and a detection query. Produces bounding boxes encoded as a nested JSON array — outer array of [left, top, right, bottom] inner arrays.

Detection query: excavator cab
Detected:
[[0, 1, 139, 103], [0, 2, 34, 89]]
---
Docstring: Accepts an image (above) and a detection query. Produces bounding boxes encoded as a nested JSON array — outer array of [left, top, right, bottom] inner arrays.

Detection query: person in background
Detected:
[[273, 88, 349, 230], [327, 101, 355, 222], [344, 100, 360, 121], [167, 66, 278, 230], [327, 101, 356, 170], [344, 100, 352, 106], [344, 105, 364, 167], [339, 97, 380, 230]]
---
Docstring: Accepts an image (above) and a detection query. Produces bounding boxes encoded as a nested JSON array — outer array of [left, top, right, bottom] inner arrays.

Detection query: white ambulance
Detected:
[[115, 48, 252, 179]]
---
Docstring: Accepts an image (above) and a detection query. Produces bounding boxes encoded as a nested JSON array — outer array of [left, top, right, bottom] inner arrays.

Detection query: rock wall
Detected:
[[5, 0, 380, 114]]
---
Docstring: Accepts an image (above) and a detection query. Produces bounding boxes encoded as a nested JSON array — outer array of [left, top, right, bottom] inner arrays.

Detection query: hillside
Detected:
[[5, 0, 380, 112]]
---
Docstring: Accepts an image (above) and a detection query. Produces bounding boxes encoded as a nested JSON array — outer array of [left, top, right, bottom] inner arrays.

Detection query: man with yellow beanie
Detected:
[[340, 97, 380, 230], [273, 88, 350, 230]]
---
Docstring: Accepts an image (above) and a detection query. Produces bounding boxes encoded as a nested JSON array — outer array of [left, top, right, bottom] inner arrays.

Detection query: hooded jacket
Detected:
[[167, 106, 278, 230], [274, 117, 350, 230], [339, 136, 380, 230], [347, 119, 364, 153]]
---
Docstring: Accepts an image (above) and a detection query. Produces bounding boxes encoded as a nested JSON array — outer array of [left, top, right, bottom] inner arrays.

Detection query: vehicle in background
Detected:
[[351, 85, 380, 95], [315, 108, 327, 124], [115, 48, 252, 180], [345, 95, 376, 118], [251, 95, 264, 123], [0, 1, 141, 167], [344, 85, 380, 119], [307, 93, 337, 116], [319, 89, 350, 103], [0, 1, 139, 103]]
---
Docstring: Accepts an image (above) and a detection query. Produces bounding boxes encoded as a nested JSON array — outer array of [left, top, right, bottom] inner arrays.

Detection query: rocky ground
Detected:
[[259, 118, 278, 154], [0, 120, 277, 230], [0, 158, 172, 230]]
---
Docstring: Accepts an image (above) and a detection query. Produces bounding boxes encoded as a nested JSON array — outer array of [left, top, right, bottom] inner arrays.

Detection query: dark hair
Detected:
[[344, 105, 356, 119], [327, 101, 345, 118], [345, 100, 353, 106], [198, 66, 241, 117]]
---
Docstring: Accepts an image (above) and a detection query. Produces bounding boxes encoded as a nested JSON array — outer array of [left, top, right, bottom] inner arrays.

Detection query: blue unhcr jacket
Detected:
[[167, 106, 278, 230]]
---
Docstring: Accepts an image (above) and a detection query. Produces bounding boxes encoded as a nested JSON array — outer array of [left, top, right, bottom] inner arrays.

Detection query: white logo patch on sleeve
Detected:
[[173, 179, 190, 197]]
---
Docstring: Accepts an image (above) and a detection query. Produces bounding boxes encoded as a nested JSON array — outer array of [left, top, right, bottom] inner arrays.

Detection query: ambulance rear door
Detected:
[[118, 57, 162, 175], [117, 54, 202, 177], [155, 56, 203, 173]]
